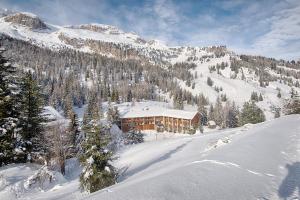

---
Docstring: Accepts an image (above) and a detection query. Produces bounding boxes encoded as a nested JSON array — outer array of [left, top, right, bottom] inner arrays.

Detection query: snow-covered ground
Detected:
[[1, 115, 300, 200]]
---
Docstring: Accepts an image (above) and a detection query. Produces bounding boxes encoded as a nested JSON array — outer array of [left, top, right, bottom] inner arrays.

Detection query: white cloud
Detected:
[[251, 1, 300, 59]]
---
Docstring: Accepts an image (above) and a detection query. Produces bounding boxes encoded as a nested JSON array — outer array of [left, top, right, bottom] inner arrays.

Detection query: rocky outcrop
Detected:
[[4, 13, 48, 30]]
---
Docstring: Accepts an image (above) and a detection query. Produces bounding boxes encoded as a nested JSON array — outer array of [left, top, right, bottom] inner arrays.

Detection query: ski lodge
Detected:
[[120, 106, 200, 133]]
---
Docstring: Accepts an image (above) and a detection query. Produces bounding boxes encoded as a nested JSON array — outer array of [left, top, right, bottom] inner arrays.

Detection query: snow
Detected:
[[121, 104, 198, 119], [85, 115, 300, 200], [1, 115, 300, 199], [1, 11, 300, 120], [42, 106, 69, 126]]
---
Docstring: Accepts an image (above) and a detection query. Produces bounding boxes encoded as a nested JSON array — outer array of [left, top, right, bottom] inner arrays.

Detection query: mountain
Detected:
[[0, 11, 300, 119]]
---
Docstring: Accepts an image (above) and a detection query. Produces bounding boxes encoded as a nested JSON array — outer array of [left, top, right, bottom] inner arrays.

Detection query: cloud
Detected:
[[249, 1, 300, 59]]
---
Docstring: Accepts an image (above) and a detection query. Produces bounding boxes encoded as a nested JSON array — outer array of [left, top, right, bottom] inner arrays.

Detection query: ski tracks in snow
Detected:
[[187, 159, 275, 178]]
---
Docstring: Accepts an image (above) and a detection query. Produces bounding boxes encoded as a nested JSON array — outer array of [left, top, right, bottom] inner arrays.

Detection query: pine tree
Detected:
[[274, 108, 281, 118], [125, 122, 144, 144], [67, 112, 80, 157], [83, 90, 101, 126], [250, 91, 259, 102], [284, 92, 300, 114], [127, 90, 133, 102], [277, 90, 281, 98], [225, 101, 239, 128], [207, 77, 213, 86], [198, 104, 207, 125], [106, 102, 114, 126], [63, 94, 74, 119], [19, 71, 45, 160], [259, 93, 263, 101], [213, 97, 224, 127], [240, 101, 265, 125], [0, 52, 19, 166], [79, 122, 116, 193]]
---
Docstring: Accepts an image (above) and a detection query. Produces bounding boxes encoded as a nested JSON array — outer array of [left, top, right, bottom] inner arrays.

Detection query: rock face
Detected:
[[4, 13, 48, 30], [70, 24, 122, 35]]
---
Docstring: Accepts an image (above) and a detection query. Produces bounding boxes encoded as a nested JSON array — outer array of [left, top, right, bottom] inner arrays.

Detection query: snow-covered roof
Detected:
[[121, 106, 198, 120]]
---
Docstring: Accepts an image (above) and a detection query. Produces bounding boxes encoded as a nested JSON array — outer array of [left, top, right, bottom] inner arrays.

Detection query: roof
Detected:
[[120, 106, 198, 120]]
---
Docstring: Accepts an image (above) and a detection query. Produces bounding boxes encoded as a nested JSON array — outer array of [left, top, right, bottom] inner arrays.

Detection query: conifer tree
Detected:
[[125, 122, 144, 144], [67, 112, 80, 156], [277, 90, 281, 98], [198, 104, 207, 125], [240, 101, 265, 125], [213, 97, 224, 126], [284, 92, 300, 114], [259, 93, 263, 101], [83, 90, 101, 126], [19, 71, 45, 160], [0, 52, 20, 166], [225, 101, 239, 128], [79, 121, 116, 193]]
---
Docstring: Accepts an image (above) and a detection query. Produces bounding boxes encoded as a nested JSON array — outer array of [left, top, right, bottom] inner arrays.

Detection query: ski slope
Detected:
[[1, 115, 300, 200]]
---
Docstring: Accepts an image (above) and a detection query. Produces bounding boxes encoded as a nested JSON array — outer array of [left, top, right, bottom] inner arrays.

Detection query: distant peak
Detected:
[[4, 12, 48, 30], [67, 23, 124, 35]]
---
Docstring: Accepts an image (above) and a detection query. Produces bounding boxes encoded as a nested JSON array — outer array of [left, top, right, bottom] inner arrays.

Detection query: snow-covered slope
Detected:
[[86, 115, 300, 200], [0, 11, 299, 118], [1, 115, 300, 199]]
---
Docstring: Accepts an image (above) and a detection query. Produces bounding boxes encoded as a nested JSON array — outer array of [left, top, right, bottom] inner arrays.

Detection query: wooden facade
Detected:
[[121, 112, 200, 133]]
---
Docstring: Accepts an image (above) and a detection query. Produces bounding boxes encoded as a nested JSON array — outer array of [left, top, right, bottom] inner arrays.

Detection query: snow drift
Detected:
[[0, 115, 300, 200]]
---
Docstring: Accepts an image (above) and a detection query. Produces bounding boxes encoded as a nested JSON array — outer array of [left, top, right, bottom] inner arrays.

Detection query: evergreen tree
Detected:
[[0, 52, 20, 166], [207, 77, 214, 86], [83, 90, 101, 126], [125, 122, 144, 144], [213, 97, 224, 127], [67, 112, 80, 157], [225, 101, 239, 128], [19, 71, 45, 160], [79, 121, 116, 193], [284, 92, 300, 114], [127, 90, 133, 102], [63, 94, 74, 119], [259, 93, 263, 101], [277, 90, 281, 98], [274, 108, 281, 118], [240, 101, 265, 125], [250, 91, 259, 102], [198, 104, 207, 125]]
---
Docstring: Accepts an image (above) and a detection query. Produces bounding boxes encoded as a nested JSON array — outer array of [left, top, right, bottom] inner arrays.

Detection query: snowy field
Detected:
[[1, 115, 300, 200]]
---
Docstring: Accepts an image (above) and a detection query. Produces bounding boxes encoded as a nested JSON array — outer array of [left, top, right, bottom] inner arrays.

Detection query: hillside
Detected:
[[0, 11, 299, 119], [1, 115, 299, 200]]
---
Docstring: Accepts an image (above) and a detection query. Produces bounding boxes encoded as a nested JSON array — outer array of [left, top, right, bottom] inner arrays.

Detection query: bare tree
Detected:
[[45, 122, 72, 175]]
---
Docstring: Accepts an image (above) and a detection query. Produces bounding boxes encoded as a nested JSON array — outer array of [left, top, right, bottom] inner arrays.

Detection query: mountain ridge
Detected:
[[0, 10, 300, 120]]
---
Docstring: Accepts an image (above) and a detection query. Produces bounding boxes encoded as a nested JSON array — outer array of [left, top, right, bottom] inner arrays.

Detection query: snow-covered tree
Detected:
[[124, 122, 144, 145], [83, 90, 101, 126], [19, 71, 45, 161], [284, 92, 300, 114], [0, 52, 20, 166], [79, 121, 116, 193], [67, 112, 80, 157], [45, 122, 68, 175]]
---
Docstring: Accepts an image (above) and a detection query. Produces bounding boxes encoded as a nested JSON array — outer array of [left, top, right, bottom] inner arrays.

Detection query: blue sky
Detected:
[[0, 0, 300, 60]]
